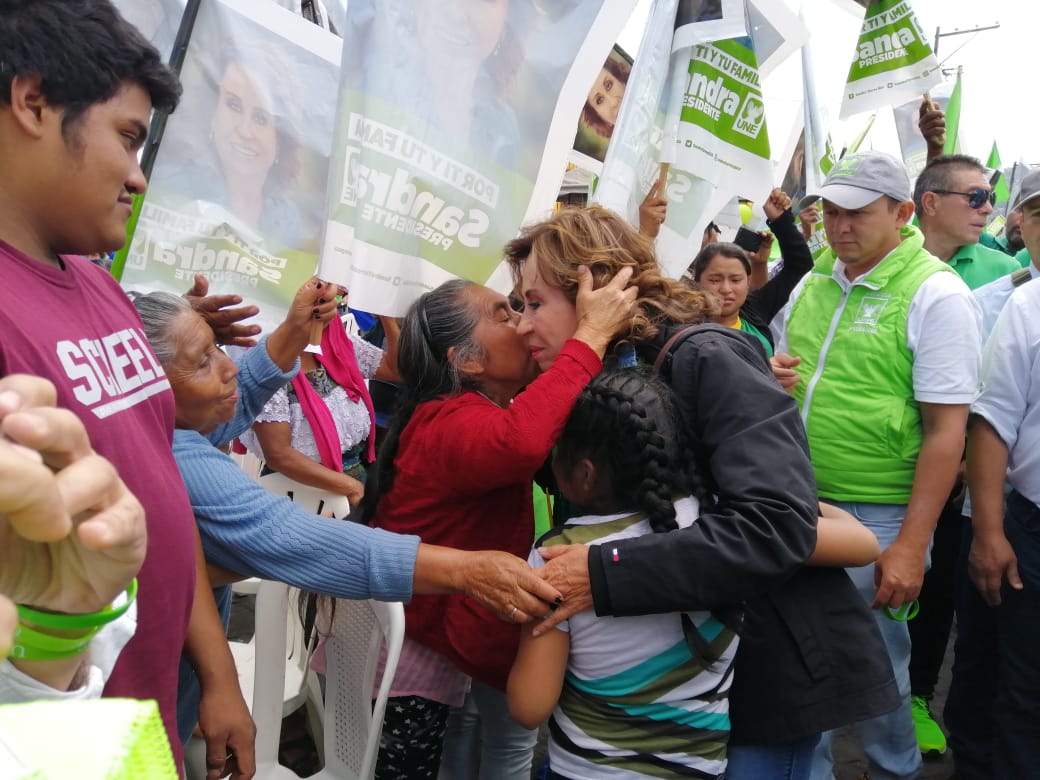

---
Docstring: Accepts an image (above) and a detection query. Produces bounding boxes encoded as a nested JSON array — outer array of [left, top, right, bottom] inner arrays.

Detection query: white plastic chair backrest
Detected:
[[258, 471, 351, 519], [312, 600, 405, 780]]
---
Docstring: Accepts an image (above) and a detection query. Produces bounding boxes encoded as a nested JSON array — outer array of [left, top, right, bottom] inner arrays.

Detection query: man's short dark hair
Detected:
[[913, 154, 986, 215], [0, 0, 181, 137]]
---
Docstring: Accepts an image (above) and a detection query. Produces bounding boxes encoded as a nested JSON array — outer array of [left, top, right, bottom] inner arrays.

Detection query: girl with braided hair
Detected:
[[508, 368, 739, 778]]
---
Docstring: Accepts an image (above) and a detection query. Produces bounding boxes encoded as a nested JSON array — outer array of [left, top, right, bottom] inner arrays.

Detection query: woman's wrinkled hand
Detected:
[[531, 544, 593, 636], [456, 550, 563, 624]]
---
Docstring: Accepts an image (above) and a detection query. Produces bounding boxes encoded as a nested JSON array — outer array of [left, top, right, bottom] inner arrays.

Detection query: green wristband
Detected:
[[11, 622, 100, 661], [16, 578, 138, 631]]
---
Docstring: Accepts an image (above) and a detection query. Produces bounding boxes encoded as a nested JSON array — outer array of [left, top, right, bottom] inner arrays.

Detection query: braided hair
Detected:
[[554, 369, 712, 532]]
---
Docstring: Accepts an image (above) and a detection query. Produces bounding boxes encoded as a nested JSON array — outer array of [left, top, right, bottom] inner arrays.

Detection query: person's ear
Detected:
[[7, 74, 51, 139], [574, 458, 600, 503], [919, 191, 940, 218], [446, 344, 485, 380], [896, 200, 916, 227]]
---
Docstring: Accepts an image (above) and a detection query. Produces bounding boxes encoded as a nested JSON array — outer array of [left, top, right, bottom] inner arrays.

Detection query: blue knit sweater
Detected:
[[172, 340, 418, 601]]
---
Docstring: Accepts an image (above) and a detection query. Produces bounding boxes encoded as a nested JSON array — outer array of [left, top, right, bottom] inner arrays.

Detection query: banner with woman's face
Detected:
[[112, 0, 188, 64], [318, 0, 637, 315], [120, 0, 341, 332]]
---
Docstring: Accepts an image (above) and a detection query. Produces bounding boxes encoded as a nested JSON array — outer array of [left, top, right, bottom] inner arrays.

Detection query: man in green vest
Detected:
[[773, 151, 982, 780], [903, 153, 1018, 758]]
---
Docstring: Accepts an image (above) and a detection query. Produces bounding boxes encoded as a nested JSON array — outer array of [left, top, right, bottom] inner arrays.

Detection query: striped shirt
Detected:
[[531, 497, 738, 779]]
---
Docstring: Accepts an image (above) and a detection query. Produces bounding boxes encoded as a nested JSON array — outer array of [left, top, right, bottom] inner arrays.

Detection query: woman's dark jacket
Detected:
[[586, 324, 899, 743], [742, 209, 814, 347]]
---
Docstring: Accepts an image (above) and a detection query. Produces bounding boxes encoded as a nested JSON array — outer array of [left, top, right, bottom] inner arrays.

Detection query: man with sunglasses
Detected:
[[914, 156, 1020, 290], [771, 151, 981, 780]]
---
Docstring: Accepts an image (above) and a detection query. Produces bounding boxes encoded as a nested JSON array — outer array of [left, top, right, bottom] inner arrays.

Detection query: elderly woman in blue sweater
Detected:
[[132, 278, 569, 746], [133, 278, 562, 614]]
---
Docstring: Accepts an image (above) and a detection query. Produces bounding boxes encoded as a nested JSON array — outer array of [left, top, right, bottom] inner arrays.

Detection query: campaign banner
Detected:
[[120, 0, 341, 333], [893, 76, 957, 182], [112, 0, 188, 64], [594, 0, 783, 278], [318, 0, 635, 315], [839, 0, 942, 119], [574, 45, 634, 166]]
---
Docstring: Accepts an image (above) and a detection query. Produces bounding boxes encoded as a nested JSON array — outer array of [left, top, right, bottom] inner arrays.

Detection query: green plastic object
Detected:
[[0, 699, 177, 780]]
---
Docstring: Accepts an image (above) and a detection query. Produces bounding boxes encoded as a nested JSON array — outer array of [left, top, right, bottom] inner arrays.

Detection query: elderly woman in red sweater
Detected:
[[360, 271, 634, 779]]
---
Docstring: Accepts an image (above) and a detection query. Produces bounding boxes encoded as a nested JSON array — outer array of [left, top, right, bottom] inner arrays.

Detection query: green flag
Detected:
[[840, 0, 942, 119], [942, 67, 962, 155], [988, 141, 1010, 205]]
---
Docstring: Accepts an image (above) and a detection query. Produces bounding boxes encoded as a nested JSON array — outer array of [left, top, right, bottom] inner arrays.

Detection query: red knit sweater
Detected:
[[371, 339, 602, 690]]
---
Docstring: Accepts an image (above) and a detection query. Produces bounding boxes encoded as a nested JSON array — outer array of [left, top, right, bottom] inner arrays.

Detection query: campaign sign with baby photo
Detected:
[[318, 0, 636, 315], [120, 0, 341, 332]]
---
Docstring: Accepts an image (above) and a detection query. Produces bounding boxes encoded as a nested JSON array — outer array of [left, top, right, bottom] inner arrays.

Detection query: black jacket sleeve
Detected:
[[743, 209, 814, 327], [589, 326, 818, 616]]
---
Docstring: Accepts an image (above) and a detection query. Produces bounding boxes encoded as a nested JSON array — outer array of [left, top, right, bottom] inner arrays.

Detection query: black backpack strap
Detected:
[[651, 325, 701, 378]]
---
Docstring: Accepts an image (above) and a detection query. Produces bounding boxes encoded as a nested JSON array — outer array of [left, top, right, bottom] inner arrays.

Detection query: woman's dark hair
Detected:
[[689, 242, 751, 282], [358, 279, 486, 520], [554, 369, 712, 533], [0, 0, 181, 139]]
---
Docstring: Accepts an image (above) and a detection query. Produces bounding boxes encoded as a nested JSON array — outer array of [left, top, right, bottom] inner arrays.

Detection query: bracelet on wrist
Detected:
[[10, 622, 101, 661], [16, 578, 138, 631]]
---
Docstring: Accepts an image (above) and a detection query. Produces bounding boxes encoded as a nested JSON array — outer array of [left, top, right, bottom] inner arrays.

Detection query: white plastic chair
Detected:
[[311, 599, 405, 780], [258, 471, 352, 519], [187, 471, 348, 779]]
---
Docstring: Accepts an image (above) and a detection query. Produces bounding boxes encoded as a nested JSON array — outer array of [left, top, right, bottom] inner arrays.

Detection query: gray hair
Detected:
[[131, 291, 193, 368]]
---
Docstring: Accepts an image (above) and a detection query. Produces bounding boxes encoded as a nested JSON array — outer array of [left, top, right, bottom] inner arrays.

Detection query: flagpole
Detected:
[[112, 0, 201, 281]]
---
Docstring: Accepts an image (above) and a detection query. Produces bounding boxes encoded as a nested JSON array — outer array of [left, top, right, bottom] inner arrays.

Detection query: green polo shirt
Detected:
[[947, 242, 1021, 290], [1016, 247, 1031, 269], [979, 232, 1015, 256]]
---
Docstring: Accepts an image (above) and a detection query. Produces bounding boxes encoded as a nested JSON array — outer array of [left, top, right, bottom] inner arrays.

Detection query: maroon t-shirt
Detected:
[[0, 241, 195, 762]]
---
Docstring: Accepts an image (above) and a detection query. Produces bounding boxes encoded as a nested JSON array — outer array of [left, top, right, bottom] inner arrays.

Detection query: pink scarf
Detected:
[[291, 322, 377, 470]]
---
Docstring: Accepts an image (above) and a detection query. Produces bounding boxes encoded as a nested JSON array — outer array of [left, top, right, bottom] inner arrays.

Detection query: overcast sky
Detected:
[[618, 0, 1034, 169]]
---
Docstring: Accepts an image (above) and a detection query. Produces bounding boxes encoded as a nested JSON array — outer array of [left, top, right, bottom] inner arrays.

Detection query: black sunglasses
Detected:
[[932, 188, 996, 210]]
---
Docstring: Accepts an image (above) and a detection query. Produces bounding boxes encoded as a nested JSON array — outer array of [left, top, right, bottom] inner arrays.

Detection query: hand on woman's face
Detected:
[[517, 257, 579, 372], [211, 61, 279, 184], [697, 254, 750, 321], [165, 311, 241, 435]]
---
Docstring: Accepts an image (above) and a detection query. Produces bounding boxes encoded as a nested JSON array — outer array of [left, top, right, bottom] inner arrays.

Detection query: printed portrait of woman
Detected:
[[573, 46, 631, 163], [357, 0, 523, 168], [145, 3, 339, 253], [206, 45, 305, 243]]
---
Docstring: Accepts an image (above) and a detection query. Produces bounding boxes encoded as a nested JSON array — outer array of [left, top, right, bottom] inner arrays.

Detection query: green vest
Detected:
[[788, 226, 955, 503]]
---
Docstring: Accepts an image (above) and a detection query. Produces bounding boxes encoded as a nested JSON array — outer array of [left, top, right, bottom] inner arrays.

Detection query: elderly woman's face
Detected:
[[516, 253, 580, 373], [164, 311, 240, 435], [211, 61, 278, 183], [460, 285, 537, 398]]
